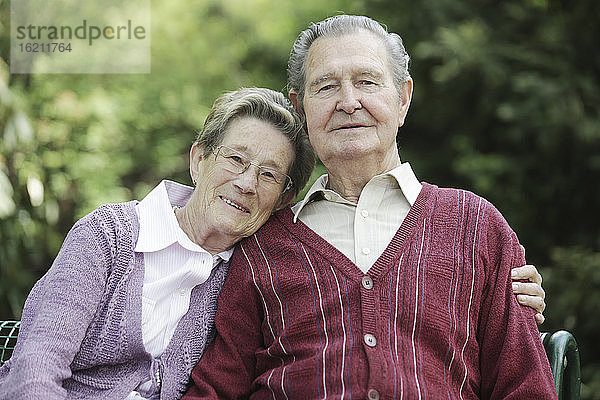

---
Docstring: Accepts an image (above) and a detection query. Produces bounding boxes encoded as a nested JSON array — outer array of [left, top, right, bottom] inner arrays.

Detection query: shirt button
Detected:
[[361, 209, 369, 218], [362, 276, 374, 289], [362, 247, 371, 255], [178, 289, 186, 296], [368, 389, 380, 400], [324, 193, 333, 201], [364, 333, 377, 347]]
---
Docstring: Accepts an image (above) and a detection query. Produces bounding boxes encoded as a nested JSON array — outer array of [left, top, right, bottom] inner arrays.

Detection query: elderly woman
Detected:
[[0, 87, 315, 400]]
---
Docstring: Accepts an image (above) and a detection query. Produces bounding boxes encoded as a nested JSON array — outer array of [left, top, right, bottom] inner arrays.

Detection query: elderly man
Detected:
[[185, 15, 556, 399]]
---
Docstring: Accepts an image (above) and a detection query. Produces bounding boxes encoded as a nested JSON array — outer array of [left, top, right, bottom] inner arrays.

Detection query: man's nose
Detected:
[[335, 83, 362, 113]]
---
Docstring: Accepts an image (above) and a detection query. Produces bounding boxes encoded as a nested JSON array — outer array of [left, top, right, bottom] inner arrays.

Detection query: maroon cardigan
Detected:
[[185, 183, 556, 400]]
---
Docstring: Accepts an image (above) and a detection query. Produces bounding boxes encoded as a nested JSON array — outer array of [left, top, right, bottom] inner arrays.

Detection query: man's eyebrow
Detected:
[[309, 74, 334, 88], [358, 70, 384, 80]]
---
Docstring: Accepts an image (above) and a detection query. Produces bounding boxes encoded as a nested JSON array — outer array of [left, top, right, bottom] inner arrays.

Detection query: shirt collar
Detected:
[[292, 162, 422, 222], [134, 180, 234, 262], [385, 162, 422, 205]]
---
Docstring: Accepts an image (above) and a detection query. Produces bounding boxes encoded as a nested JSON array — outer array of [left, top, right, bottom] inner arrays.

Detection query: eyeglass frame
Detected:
[[212, 145, 294, 194]]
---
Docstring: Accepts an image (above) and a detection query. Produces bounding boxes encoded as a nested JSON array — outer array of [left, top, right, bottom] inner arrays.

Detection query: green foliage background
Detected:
[[1, 0, 598, 396]]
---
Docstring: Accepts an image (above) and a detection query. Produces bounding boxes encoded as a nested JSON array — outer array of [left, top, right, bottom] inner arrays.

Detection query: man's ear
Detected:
[[189, 142, 205, 184], [275, 189, 296, 211], [289, 90, 304, 115], [398, 78, 414, 127]]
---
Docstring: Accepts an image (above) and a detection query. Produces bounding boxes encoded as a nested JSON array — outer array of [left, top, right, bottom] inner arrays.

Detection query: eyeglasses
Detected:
[[212, 145, 293, 193]]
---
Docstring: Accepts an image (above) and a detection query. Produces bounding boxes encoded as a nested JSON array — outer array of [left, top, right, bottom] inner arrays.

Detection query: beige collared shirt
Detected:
[[292, 162, 422, 274]]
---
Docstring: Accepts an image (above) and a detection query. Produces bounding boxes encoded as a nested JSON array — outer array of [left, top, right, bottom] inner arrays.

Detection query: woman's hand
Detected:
[[511, 263, 546, 325]]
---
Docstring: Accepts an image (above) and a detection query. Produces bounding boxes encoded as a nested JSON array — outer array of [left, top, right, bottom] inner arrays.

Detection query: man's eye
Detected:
[[358, 80, 376, 86], [318, 84, 335, 92]]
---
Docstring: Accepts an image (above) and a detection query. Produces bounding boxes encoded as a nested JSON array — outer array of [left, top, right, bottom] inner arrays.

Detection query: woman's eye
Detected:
[[228, 155, 245, 165], [261, 170, 276, 179]]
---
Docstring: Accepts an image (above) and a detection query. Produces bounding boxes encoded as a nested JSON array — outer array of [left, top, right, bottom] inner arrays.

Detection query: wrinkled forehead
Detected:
[[220, 116, 294, 170], [305, 30, 392, 83]]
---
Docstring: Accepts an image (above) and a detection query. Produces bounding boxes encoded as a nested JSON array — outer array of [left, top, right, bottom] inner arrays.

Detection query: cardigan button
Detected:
[[364, 333, 377, 347], [367, 389, 380, 400], [362, 276, 374, 289]]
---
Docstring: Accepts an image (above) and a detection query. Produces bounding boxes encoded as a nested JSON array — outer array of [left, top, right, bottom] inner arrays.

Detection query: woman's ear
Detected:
[[189, 142, 205, 185], [275, 189, 296, 211]]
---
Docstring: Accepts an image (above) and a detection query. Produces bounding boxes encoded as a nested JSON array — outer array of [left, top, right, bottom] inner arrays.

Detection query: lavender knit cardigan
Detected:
[[0, 201, 230, 400]]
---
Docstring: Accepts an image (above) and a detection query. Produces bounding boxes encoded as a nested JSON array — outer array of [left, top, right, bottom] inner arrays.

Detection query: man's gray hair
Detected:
[[195, 87, 315, 196], [287, 15, 411, 104]]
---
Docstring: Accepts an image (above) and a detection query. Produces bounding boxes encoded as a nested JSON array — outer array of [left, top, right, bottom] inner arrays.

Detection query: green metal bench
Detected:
[[541, 330, 581, 400], [0, 320, 20, 366], [0, 322, 581, 399]]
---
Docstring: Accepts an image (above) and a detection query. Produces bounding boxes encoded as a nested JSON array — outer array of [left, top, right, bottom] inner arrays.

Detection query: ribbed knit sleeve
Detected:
[[0, 206, 118, 400], [0, 202, 148, 400], [476, 202, 556, 399]]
